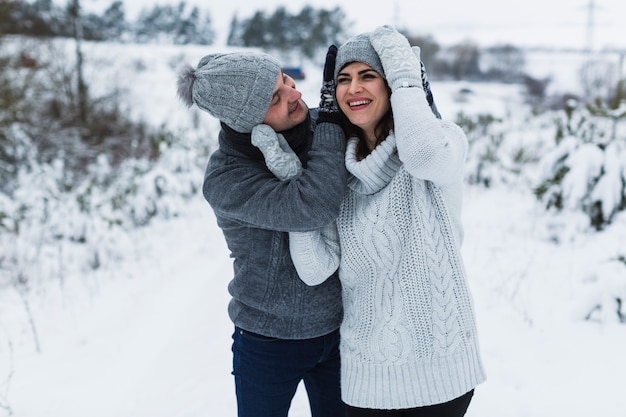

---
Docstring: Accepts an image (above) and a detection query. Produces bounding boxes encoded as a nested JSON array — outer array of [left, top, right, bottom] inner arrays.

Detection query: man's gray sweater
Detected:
[[203, 111, 347, 339]]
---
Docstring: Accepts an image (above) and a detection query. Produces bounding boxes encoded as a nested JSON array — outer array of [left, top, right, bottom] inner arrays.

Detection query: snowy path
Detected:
[[3, 201, 314, 417], [3, 188, 626, 417], [5, 206, 219, 415]]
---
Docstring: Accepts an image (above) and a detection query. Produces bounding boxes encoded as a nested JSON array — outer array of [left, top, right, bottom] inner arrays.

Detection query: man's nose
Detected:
[[287, 86, 302, 102]]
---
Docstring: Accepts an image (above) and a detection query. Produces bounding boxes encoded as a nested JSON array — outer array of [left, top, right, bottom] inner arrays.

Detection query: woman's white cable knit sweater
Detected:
[[290, 86, 486, 409]]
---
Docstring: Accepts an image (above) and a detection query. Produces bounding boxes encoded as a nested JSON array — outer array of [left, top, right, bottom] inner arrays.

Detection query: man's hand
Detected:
[[251, 124, 302, 180]]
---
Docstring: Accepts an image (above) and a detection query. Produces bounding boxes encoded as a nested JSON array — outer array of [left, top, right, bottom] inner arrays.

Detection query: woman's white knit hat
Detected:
[[334, 32, 385, 81], [177, 52, 281, 133]]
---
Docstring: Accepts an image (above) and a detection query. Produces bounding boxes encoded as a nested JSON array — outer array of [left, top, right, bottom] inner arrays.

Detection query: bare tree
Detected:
[[67, 0, 88, 126], [448, 41, 481, 80]]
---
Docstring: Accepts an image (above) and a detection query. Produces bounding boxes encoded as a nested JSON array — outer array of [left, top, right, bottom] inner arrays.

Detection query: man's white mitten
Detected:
[[251, 124, 302, 180]]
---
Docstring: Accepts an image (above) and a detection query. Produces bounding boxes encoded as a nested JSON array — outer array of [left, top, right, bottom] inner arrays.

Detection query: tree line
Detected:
[[0, 0, 348, 55], [1, 0, 216, 44], [226, 6, 346, 59], [1, 1, 539, 84]]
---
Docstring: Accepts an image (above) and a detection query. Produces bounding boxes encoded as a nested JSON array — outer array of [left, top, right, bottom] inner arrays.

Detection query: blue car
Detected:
[[282, 67, 306, 80]]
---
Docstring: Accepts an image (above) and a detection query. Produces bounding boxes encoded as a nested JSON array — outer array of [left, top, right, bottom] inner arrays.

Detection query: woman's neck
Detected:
[[363, 130, 378, 154]]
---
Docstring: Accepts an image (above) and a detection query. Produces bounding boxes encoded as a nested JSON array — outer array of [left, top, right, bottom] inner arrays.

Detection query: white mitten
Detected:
[[368, 25, 423, 91], [251, 124, 302, 180]]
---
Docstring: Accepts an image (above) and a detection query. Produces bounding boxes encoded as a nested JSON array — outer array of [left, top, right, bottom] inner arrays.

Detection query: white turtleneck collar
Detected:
[[345, 133, 403, 195]]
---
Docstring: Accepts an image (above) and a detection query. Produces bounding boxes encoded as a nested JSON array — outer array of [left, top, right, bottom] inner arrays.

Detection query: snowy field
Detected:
[[1, 39, 625, 417]]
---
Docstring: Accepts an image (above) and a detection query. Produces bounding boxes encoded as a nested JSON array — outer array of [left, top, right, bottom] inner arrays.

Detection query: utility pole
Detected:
[[392, 1, 401, 32], [584, 0, 596, 54]]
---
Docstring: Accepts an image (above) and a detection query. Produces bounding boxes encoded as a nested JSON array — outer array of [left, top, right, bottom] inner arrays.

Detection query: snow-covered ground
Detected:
[[1, 39, 625, 417]]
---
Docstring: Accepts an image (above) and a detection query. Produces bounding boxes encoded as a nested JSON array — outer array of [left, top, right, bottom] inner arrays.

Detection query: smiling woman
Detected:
[[287, 26, 487, 416]]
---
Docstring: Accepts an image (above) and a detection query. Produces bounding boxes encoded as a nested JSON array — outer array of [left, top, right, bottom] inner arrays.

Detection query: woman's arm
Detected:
[[369, 25, 468, 185], [289, 223, 341, 286], [391, 88, 468, 185]]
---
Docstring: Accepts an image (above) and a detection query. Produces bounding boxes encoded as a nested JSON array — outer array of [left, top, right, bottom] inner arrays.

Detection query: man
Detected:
[[176, 48, 346, 417]]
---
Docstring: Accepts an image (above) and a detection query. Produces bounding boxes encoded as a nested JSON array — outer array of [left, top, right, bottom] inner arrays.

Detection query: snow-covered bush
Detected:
[[0, 37, 208, 294], [576, 255, 626, 324], [1, 38, 147, 192], [0, 138, 204, 293], [458, 111, 549, 188], [534, 86, 626, 231], [458, 112, 506, 187]]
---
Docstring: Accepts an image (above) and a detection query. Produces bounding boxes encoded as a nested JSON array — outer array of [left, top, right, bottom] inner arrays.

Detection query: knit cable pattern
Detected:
[[337, 130, 485, 408], [420, 180, 462, 356]]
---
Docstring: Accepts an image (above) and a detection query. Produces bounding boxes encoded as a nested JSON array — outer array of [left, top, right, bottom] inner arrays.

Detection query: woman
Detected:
[[254, 26, 486, 416]]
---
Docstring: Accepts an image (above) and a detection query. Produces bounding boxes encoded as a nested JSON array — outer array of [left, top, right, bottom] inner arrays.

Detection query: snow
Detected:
[[1, 38, 626, 417]]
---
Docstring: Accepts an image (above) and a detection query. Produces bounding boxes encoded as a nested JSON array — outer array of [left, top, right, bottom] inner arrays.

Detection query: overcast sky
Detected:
[[87, 0, 625, 50]]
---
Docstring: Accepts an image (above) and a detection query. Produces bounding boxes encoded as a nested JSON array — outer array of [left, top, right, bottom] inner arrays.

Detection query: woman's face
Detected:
[[335, 62, 390, 137]]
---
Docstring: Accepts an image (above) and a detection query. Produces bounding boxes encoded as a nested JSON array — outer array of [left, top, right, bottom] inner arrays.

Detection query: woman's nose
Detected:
[[348, 80, 362, 93]]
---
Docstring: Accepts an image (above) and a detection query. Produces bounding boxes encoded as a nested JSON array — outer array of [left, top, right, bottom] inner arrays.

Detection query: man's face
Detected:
[[262, 72, 309, 132]]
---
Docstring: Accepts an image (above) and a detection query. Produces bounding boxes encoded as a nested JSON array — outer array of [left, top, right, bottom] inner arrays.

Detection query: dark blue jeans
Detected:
[[232, 326, 345, 417]]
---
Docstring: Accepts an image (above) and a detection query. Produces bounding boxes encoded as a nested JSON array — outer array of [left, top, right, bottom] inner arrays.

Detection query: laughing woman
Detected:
[[254, 25, 487, 417]]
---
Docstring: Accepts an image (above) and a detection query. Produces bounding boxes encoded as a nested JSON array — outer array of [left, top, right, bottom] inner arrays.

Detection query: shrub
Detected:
[[534, 80, 626, 230]]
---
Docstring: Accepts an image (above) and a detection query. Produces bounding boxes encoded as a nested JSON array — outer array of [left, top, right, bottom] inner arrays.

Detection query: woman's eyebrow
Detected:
[[338, 68, 376, 77]]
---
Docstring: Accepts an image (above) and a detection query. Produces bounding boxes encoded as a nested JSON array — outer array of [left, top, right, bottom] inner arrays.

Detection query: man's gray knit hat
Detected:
[[177, 52, 281, 133], [334, 32, 385, 81]]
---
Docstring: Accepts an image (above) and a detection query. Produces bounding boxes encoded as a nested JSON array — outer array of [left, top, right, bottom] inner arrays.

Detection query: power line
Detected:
[[584, 0, 596, 53]]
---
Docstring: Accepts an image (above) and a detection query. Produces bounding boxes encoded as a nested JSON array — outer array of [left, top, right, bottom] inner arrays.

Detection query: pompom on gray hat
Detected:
[[177, 52, 281, 133], [334, 32, 385, 81]]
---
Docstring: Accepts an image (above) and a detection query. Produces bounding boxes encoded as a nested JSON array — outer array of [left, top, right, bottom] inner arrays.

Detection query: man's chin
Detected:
[[291, 101, 309, 123]]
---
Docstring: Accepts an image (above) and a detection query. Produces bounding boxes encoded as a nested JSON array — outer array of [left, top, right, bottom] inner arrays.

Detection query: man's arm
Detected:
[[203, 122, 346, 232]]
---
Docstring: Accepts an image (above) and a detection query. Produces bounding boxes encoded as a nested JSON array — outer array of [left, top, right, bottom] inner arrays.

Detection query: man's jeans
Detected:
[[232, 326, 345, 417]]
